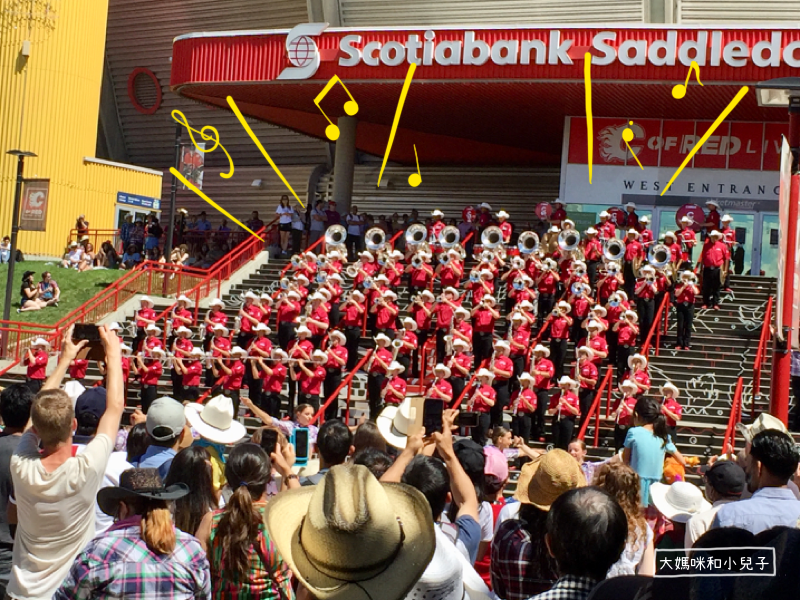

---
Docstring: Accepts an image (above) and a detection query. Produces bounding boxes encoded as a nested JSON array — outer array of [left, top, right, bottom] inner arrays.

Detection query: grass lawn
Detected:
[[0, 261, 126, 325]]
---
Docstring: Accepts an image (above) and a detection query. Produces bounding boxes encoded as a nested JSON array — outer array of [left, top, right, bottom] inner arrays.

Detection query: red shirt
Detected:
[[510, 288, 534, 307], [625, 212, 639, 230], [205, 310, 228, 335], [263, 364, 288, 392], [576, 361, 598, 389], [340, 302, 364, 327], [513, 388, 537, 414], [640, 229, 654, 245], [678, 227, 696, 248], [468, 280, 493, 305], [308, 306, 329, 336], [411, 302, 433, 331], [583, 238, 602, 261], [572, 296, 591, 319], [550, 316, 571, 340], [472, 307, 496, 333], [551, 208, 567, 223], [24, 350, 48, 380], [409, 265, 434, 288], [675, 284, 697, 304], [136, 307, 157, 328], [299, 366, 326, 395], [240, 304, 263, 333], [369, 347, 393, 375], [532, 358, 554, 389], [499, 221, 513, 243], [470, 384, 496, 413], [617, 323, 637, 347], [633, 370, 651, 392], [439, 264, 462, 288], [454, 320, 472, 342], [289, 339, 314, 361], [173, 337, 194, 359], [428, 379, 453, 401], [277, 300, 301, 324], [69, 359, 89, 380], [145, 336, 164, 354], [509, 328, 530, 356], [492, 356, 514, 382], [260, 306, 272, 326], [251, 336, 273, 358], [121, 356, 131, 382], [140, 360, 162, 386], [597, 220, 616, 240], [587, 336, 608, 364], [701, 240, 728, 267], [549, 391, 580, 416], [172, 307, 193, 329], [223, 361, 245, 390], [182, 360, 202, 387], [451, 353, 473, 378], [706, 209, 721, 230], [662, 397, 683, 428], [635, 278, 658, 300], [211, 336, 231, 358], [538, 272, 557, 295], [375, 303, 398, 330], [325, 345, 348, 369], [615, 396, 638, 426], [382, 376, 407, 405], [668, 242, 682, 262], [598, 275, 620, 301], [384, 263, 404, 287], [434, 302, 457, 330], [398, 330, 418, 355], [722, 226, 735, 246], [624, 240, 644, 262]]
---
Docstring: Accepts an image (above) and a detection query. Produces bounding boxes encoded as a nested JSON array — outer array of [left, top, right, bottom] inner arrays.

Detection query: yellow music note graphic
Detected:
[[622, 121, 644, 170], [171, 109, 234, 179], [584, 52, 594, 184], [408, 144, 422, 187], [672, 61, 703, 100], [314, 75, 359, 141], [378, 62, 417, 188]]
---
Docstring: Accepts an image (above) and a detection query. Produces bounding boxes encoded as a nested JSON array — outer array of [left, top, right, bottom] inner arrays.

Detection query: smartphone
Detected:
[[292, 427, 310, 467], [423, 399, 445, 435], [73, 323, 101, 342], [260, 428, 279, 455], [455, 411, 479, 428]]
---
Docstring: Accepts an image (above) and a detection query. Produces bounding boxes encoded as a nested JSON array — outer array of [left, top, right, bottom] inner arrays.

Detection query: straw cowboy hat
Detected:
[[661, 382, 680, 398], [525, 450, 587, 511], [556, 301, 571, 314], [265, 464, 436, 600], [650, 481, 710, 523], [184, 395, 246, 445], [403, 317, 418, 331], [736, 412, 788, 443], [329, 330, 346, 343], [558, 376, 578, 390], [377, 397, 418, 449], [476, 368, 495, 381]]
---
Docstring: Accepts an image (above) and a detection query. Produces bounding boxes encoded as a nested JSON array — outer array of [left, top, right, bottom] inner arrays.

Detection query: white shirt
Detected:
[[493, 500, 521, 534], [67, 249, 82, 264], [9, 432, 113, 600], [346, 213, 363, 235], [74, 445, 133, 534], [608, 523, 653, 577], [685, 497, 738, 548], [276, 205, 294, 224]]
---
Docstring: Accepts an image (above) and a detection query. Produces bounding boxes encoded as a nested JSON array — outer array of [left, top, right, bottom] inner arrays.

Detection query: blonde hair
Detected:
[[133, 499, 176, 555], [31, 390, 74, 447], [593, 462, 647, 552]]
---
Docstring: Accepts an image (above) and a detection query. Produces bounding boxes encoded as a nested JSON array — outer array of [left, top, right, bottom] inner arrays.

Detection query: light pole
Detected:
[[755, 77, 800, 426], [3, 150, 37, 324]]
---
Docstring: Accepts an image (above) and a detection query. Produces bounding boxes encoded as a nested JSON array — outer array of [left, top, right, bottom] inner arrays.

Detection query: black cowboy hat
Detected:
[[97, 468, 189, 516]]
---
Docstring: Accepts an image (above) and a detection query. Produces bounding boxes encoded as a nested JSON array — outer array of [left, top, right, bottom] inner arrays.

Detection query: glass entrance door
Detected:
[[758, 214, 780, 277], [725, 212, 755, 277]]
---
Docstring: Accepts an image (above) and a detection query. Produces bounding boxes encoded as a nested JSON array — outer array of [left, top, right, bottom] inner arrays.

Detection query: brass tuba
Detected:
[[406, 224, 427, 246], [325, 224, 347, 246], [481, 225, 504, 248], [518, 231, 540, 255], [558, 230, 581, 251], [365, 227, 386, 251], [439, 225, 461, 248]]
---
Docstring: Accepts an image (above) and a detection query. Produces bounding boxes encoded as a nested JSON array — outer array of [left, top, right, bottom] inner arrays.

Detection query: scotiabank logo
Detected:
[[278, 23, 328, 80]]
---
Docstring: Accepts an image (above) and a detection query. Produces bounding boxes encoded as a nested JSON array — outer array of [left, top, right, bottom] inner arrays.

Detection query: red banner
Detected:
[[19, 180, 50, 232]]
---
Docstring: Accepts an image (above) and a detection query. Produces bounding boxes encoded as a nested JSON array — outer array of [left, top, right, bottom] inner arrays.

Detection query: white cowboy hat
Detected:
[[149, 347, 166, 357], [64, 381, 86, 407], [518, 372, 535, 384], [139, 296, 154, 306], [376, 397, 419, 449], [454, 307, 470, 319], [189, 347, 204, 357], [552, 198, 564, 205], [420, 290, 435, 301], [295, 274, 310, 285], [260, 293, 274, 303], [599, 211, 610, 218], [231, 346, 248, 358], [185, 395, 247, 445], [493, 340, 510, 352], [680, 270, 694, 280], [548, 226, 559, 234], [532, 344, 550, 357], [272, 349, 289, 362], [706, 200, 720, 208], [328, 273, 343, 282], [350, 290, 365, 302], [476, 368, 494, 380], [478, 202, 493, 210], [329, 330, 346, 343], [721, 214, 733, 222], [479, 269, 493, 279], [556, 301, 571, 313], [375, 333, 391, 345], [287, 291, 301, 300], [620, 379, 639, 393], [640, 216, 651, 224], [626, 228, 638, 236], [736, 412, 788, 443], [665, 231, 676, 240], [387, 361, 404, 373], [312, 350, 328, 362], [511, 312, 525, 322], [558, 376, 578, 389], [177, 295, 192, 305], [661, 382, 680, 398], [244, 291, 259, 300], [680, 216, 692, 223], [254, 323, 270, 333], [650, 481, 710, 523], [586, 227, 598, 235], [374, 275, 390, 283], [433, 364, 451, 379], [31, 337, 50, 348], [496, 210, 510, 219], [107, 322, 122, 332], [209, 298, 225, 308], [710, 230, 724, 239], [264, 464, 436, 600], [577, 346, 594, 357], [213, 324, 229, 334], [432, 209, 445, 217], [145, 324, 161, 333], [482, 295, 497, 306], [617, 291, 629, 301], [443, 287, 460, 297], [453, 338, 470, 349], [628, 353, 648, 368], [623, 310, 638, 323], [176, 326, 192, 335], [120, 344, 133, 354], [359, 251, 374, 262], [586, 319, 602, 330], [383, 291, 398, 302], [309, 293, 325, 302], [625, 202, 637, 209], [296, 326, 312, 336], [402, 317, 418, 331], [640, 265, 655, 273], [391, 250, 404, 259], [591, 305, 607, 317], [563, 219, 575, 229], [518, 300, 534, 311]]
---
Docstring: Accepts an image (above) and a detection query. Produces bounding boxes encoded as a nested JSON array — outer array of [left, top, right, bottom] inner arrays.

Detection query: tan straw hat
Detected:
[[265, 464, 435, 600], [525, 449, 587, 510]]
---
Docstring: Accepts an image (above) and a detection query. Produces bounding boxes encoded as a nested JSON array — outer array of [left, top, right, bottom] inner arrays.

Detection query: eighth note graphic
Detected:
[[315, 75, 359, 141], [672, 61, 703, 100], [408, 145, 422, 187], [622, 121, 644, 170]]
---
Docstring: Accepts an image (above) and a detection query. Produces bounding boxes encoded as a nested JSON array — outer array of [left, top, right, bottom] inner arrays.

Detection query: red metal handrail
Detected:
[[722, 376, 745, 457], [68, 228, 121, 253], [278, 231, 327, 279], [576, 367, 614, 447], [640, 294, 670, 356], [752, 296, 774, 403], [388, 229, 404, 250], [311, 349, 373, 425], [449, 357, 490, 410]]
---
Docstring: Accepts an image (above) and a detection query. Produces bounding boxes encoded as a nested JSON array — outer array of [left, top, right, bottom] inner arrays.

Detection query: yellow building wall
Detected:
[[0, 0, 162, 256]]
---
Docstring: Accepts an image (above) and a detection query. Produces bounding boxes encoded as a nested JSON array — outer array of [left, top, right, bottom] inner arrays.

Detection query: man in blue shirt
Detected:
[[712, 429, 800, 534], [135, 397, 189, 479], [195, 211, 211, 231]]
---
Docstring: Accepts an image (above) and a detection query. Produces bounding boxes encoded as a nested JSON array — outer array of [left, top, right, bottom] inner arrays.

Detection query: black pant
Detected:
[[205, 367, 217, 389], [291, 228, 303, 253], [25, 378, 43, 394], [552, 415, 575, 450], [587, 260, 600, 289], [702, 266, 721, 307], [310, 334, 324, 350], [614, 424, 629, 453], [344, 325, 361, 370], [264, 392, 282, 417], [533, 389, 550, 440], [510, 354, 525, 394], [367, 372, 385, 419], [171, 368, 184, 401], [237, 332, 255, 351], [278, 321, 296, 351], [435, 329, 448, 364], [623, 262, 636, 299], [141, 384, 158, 413], [636, 298, 655, 343], [248, 375, 263, 410], [472, 331, 493, 369], [511, 413, 532, 444], [203, 333, 213, 352], [450, 377, 467, 406], [538, 294, 554, 329], [324, 369, 343, 421], [134, 327, 146, 354], [607, 330, 619, 364], [287, 378, 298, 414], [183, 386, 200, 402], [676, 302, 694, 347], [550, 338, 568, 381], [397, 354, 411, 379], [298, 392, 319, 413], [412, 329, 430, 377], [617, 345, 633, 383], [329, 305, 341, 328], [224, 388, 241, 417], [472, 412, 492, 445], [491, 381, 510, 427], [346, 233, 363, 261], [578, 387, 595, 431]]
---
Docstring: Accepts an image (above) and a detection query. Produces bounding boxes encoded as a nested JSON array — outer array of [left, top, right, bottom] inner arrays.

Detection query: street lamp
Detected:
[[755, 77, 800, 426], [3, 150, 37, 325]]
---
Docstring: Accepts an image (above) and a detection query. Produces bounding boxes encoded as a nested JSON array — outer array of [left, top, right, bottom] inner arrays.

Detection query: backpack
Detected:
[[15, 249, 24, 263]]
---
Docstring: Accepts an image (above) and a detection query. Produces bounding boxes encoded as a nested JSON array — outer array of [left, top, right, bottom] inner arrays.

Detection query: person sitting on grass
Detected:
[[95, 241, 120, 269], [60, 241, 83, 269], [121, 244, 141, 270], [78, 243, 95, 272], [18, 271, 45, 313], [37, 272, 60, 308]]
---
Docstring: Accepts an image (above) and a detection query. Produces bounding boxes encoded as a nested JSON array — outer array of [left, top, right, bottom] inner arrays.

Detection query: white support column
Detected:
[[332, 116, 357, 214]]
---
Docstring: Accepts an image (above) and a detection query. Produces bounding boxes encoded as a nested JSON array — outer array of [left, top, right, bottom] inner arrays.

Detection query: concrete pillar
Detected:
[[331, 116, 357, 214]]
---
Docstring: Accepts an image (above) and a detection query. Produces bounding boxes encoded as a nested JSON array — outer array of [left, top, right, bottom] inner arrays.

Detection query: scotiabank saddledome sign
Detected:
[[171, 26, 800, 84]]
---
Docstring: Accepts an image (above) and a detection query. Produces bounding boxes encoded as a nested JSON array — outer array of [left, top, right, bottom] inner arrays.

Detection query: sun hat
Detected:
[[721, 214, 733, 222], [230, 346, 248, 358], [245, 291, 259, 300], [296, 326, 312, 337], [526, 449, 587, 510], [433, 363, 451, 379], [97, 468, 189, 517], [185, 395, 247, 445], [625, 202, 637, 210], [432, 209, 444, 217], [736, 412, 788, 443], [706, 200, 720, 208], [484, 445, 509, 482], [532, 344, 550, 357], [146, 397, 186, 442], [620, 380, 639, 394], [177, 294, 192, 305], [376, 397, 420, 449], [650, 481, 711, 523], [176, 326, 192, 336], [496, 210, 510, 219], [107, 322, 122, 332], [710, 230, 723, 239], [69, 241, 78, 247], [661, 382, 680, 398]]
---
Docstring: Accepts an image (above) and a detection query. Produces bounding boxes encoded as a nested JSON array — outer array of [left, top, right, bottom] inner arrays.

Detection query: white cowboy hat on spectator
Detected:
[[387, 361, 404, 373], [496, 210, 510, 219], [375, 333, 392, 345], [176, 326, 192, 336], [212, 324, 229, 334], [628, 353, 648, 368], [706, 200, 720, 208], [650, 481, 710, 523], [665, 231, 676, 240], [478, 202, 493, 210], [244, 291, 259, 300], [69, 241, 78, 247], [31, 337, 50, 348], [599, 210, 610, 218], [710, 230, 724, 239], [432, 209, 445, 217], [254, 323, 270, 333], [145, 324, 161, 334], [402, 317, 418, 331], [265, 464, 436, 600], [476, 368, 495, 380], [296, 326, 312, 337], [453, 338, 470, 349], [64, 381, 86, 407], [120, 344, 132, 355], [433, 363, 451, 379], [287, 291, 301, 300], [209, 298, 224, 307], [661, 382, 680, 398], [376, 397, 418, 449], [721, 215, 734, 222], [140, 296, 154, 307], [185, 395, 246, 445], [556, 301, 571, 313], [558, 376, 578, 389], [586, 227, 598, 235], [620, 379, 639, 394], [737, 412, 788, 443], [177, 295, 192, 305], [532, 344, 550, 357], [625, 202, 637, 209], [312, 350, 328, 362], [231, 347, 248, 358], [329, 330, 346, 343]]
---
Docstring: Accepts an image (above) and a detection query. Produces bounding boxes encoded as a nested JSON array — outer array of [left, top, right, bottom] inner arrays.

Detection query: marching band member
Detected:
[[381, 361, 408, 411], [410, 289, 434, 374], [170, 326, 194, 399], [476, 203, 493, 230], [547, 301, 573, 380], [467, 268, 495, 306], [396, 318, 419, 378], [203, 298, 228, 351], [581, 319, 609, 365], [550, 199, 567, 227], [699, 230, 728, 310], [134, 346, 164, 413], [497, 210, 513, 243], [575, 346, 598, 431], [429, 209, 447, 240], [371, 289, 399, 338], [22, 338, 47, 393], [384, 252, 405, 288], [339, 290, 366, 371], [323, 330, 348, 421], [468, 368, 496, 445], [237, 291, 262, 349], [530, 344, 554, 442], [250, 322, 273, 359], [206, 324, 231, 388], [434, 287, 461, 363], [405, 253, 434, 295], [634, 264, 659, 343], [605, 292, 625, 364], [583, 227, 603, 287], [664, 231, 682, 267], [470, 294, 499, 368], [133, 296, 158, 353], [623, 202, 639, 230], [655, 265, 671, 315], [287, 325, 314, 412], [639, 215, 654, 246], [588, 304, 609, 331], [508, 313, 531, 391], [678, 216, 697, 261], [613, 380, 639, 452], [596, 210, 616, 241], [568, 281, 592, 342], [449, 338, 473, 402], [704, 200, 722, 232], [258, 293, 273, 329], [427, 363, 454, 405], [515, 300, 537, 333], [660, 382, 683, 443], [168, 295, 194, 349], [324, 273, 344, 327], [613, 310, 639, 383], [294, 273, 311, 300], [212, 346, 247, 416], [367, 334, 393, 418], [354, 251, 378, 288], [291, 350, 328, 412], [326, 248, 345, 273], [254, 349, 288, 416], [276, 289, 302, 350], [674, 270, 699, 350], [535, 258, 559, 329], [143, 324, 164, 354], [452, 307, 472, 348], [436, 249, 463, 289], [628, 353, 651, 396], [174, 346, 204, 402], [509, 274, 535, 309], [511, 372, 538, 444], [490, 340, 515, 427], [67, 356, 88, 385], [548, 376, 580, 450], [622, 228, 644, 299], [306, 293, 330, 348], [597, 261, 623, 305]]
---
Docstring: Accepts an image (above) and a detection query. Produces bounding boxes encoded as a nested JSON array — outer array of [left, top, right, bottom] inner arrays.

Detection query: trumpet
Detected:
[[558, 230, 581, 251], [325, 224, 347, 246], [406, 223, 427, 246], [481, 226, 504, 248], [648, 243, 671, 268], [315, 271, 328, 284], [518, 231, 540, 255], [316, 255, 330, 268], [439, 253, 451, 266], [511, 256, 525, 270], [290, 254, 304, 268], [603, 239, 625, 261], [439, 225, 461, 248]]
